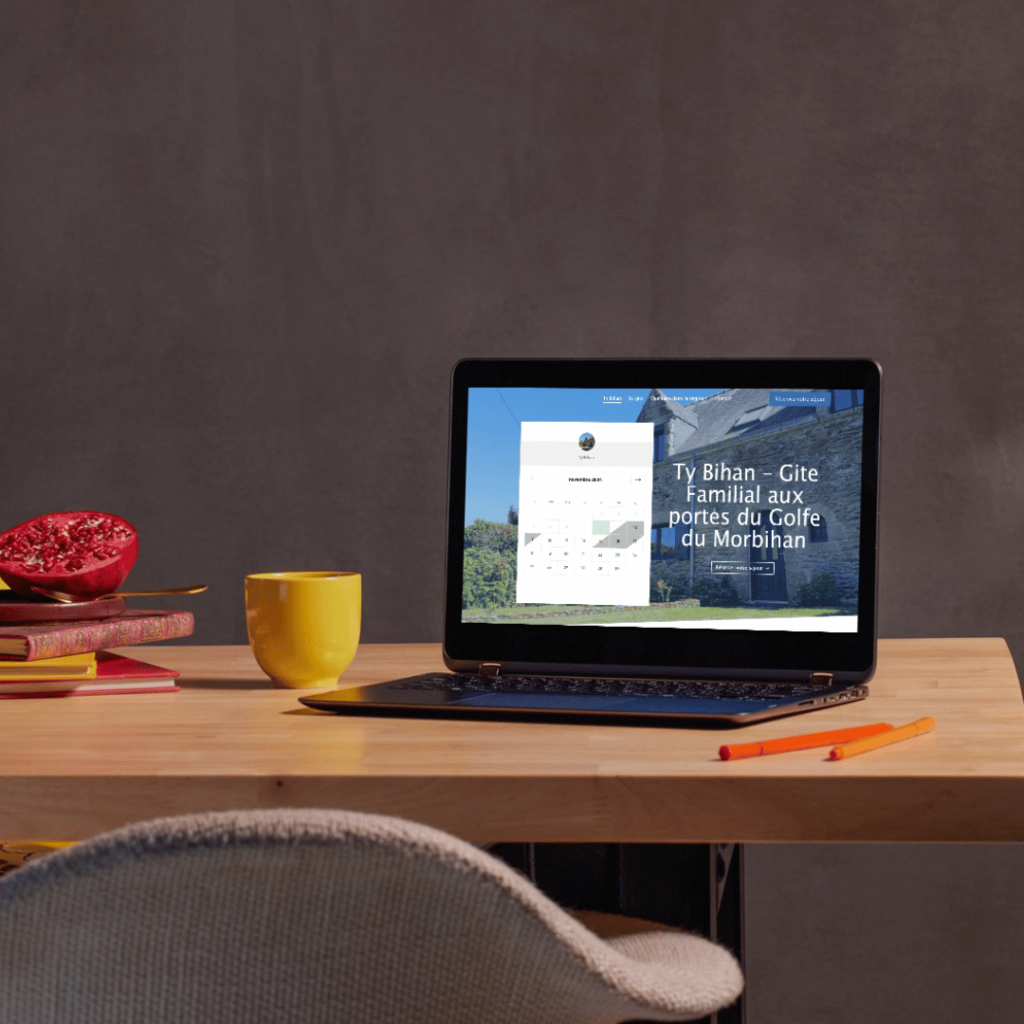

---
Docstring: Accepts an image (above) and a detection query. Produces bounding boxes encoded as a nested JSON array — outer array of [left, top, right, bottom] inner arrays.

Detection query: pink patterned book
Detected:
[[0, 610, 194, 660], [0, 651, 179, 698]]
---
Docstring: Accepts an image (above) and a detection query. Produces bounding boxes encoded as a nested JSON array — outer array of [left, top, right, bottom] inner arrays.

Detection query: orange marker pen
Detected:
[[719, 721, 893, 760], [829, 717, 936, 760]]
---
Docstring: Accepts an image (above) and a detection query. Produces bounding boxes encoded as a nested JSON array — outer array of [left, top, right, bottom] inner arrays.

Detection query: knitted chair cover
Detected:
[[0, 808, 742, 1023]]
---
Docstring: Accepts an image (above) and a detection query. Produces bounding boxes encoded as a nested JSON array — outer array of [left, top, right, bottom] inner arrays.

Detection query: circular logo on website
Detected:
[[578, 432, 596, 451]]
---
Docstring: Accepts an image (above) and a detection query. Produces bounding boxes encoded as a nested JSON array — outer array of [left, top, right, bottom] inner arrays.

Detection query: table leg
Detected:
[[712, 844, 744, 1024]]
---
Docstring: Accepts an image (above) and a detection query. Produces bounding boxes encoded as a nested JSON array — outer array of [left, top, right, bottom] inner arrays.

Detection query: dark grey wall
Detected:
[[4, 3, 1023, 1021], [5, 0, 1022, 657]]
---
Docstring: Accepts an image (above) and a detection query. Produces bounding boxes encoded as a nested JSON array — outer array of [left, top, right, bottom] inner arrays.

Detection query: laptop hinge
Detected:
[[809, 672, 834, 687], [477, 663, 501, 677]]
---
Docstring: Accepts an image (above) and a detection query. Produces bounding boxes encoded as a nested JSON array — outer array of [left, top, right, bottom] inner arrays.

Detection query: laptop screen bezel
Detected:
[[443, 358, 881, 683]]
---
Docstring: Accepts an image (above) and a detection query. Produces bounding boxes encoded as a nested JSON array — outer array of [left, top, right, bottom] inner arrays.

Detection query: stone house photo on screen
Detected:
[[639, 387, 864, 611]]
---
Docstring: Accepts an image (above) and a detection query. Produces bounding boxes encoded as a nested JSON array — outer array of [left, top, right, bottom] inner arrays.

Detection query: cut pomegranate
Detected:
[[0, 511, 139, 599]]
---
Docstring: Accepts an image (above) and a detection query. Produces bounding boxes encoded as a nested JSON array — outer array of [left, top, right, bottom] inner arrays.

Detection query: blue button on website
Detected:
[[769, 392, 829, 406]]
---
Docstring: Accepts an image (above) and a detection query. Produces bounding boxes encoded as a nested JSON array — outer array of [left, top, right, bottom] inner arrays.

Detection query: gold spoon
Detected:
[[30, 584, 208, 604]]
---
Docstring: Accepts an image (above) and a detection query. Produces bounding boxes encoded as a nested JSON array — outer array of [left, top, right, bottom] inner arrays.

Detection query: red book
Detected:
[[0, 610, 194, 660], [0, 651, 179, 698]]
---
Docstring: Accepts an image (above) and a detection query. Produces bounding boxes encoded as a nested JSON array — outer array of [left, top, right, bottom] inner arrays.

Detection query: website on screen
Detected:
[[462, 386, 864, 633]]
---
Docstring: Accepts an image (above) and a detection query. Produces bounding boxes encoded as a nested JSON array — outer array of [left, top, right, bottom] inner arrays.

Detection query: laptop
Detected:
[[302, 358, 882, 726]]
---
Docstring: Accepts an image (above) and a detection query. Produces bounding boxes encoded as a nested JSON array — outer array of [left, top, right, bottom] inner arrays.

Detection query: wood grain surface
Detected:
[[2, 639, 1021, 842]]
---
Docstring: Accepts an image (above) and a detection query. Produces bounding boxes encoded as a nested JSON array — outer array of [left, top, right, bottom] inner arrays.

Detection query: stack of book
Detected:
[[0, 610, 194, 699]]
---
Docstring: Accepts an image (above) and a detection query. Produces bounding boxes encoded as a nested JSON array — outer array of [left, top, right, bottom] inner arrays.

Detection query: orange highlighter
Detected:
[[720, 722, 894, 760]]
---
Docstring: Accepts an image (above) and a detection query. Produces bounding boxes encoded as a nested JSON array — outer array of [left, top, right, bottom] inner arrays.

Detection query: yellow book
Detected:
[[0, 841, 75, 875], [0, 651, 98, 681]]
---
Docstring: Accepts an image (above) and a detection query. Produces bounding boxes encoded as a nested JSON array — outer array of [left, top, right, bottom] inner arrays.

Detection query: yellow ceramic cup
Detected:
[[245, 571, 361, 689]]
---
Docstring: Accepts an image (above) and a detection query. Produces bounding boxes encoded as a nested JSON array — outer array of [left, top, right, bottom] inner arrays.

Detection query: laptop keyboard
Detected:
[[391, 673, 823, 702]]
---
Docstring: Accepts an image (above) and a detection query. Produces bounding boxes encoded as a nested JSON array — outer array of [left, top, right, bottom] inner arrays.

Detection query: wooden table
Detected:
[[2, 638, 1022, 843]]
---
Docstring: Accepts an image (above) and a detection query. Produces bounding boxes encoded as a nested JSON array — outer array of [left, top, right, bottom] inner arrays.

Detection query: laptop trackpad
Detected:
[[456, 693, 636, 712], [455, 693, 777, 715]]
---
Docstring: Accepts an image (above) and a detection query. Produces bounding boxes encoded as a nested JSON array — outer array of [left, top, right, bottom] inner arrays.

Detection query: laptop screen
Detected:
[[445, 360, 880, 682]]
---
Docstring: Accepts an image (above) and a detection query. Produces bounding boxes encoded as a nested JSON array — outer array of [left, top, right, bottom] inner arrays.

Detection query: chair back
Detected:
[[0, 808, 742, 1023]]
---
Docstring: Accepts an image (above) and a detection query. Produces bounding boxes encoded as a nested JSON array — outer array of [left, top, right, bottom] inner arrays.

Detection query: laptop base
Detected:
[[299, 672, 870, 726]]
